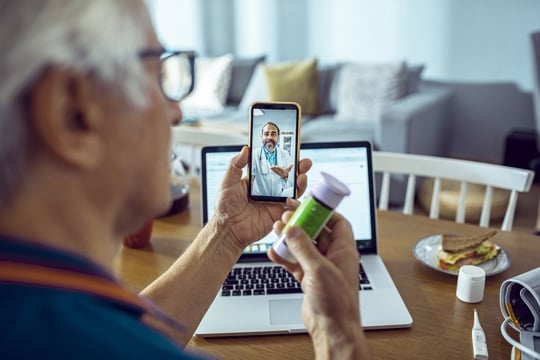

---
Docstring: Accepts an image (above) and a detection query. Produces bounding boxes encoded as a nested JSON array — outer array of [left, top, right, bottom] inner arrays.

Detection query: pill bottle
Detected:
[[272, 171, 351, 263]]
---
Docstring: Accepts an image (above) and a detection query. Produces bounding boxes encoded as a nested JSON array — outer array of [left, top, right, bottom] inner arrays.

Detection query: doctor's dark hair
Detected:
[[261, 122, 280, 136]]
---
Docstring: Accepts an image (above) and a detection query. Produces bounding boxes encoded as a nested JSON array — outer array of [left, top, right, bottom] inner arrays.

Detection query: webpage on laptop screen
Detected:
[[204, 147, 372, 254]]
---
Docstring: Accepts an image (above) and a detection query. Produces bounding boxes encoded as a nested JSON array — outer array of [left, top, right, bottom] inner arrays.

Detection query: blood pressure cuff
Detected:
[[500, 267, 540, 332]]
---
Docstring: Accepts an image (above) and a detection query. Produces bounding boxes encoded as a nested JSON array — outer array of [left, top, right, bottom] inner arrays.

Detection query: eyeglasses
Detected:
[[139, 49, 196, 102]]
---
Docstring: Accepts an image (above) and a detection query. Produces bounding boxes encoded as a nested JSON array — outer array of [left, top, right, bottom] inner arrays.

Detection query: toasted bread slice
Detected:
[[441, 230, 497, 253]]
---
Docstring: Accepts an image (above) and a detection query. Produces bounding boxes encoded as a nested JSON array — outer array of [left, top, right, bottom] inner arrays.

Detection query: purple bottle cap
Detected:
[[310, 171, 351, 209]]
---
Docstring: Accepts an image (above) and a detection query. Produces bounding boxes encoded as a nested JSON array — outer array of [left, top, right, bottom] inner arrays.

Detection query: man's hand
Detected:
[[270, 164, 293, 179], [267, 206, 370, 359], [212, 146, 312, 250]]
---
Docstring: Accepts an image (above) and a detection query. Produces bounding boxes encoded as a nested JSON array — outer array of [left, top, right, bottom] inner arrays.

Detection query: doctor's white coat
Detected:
[[251, 146, 294, 197]]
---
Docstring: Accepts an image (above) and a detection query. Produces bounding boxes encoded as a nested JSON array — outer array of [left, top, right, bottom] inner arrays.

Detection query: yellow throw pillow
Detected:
[[263, 58, 319, 115]]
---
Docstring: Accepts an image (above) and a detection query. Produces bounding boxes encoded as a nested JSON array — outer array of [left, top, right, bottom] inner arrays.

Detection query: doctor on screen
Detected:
[[251, 122, 294, 197]]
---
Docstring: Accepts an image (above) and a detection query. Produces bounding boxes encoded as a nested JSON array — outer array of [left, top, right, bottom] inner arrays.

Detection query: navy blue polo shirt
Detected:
[[0, 236, 209, 359]]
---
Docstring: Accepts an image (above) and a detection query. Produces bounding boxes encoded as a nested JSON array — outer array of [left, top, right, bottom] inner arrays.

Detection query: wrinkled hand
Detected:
[[268, 203, 362, 340], [212, 146, 312, 249], [270, 164, 293, 179]]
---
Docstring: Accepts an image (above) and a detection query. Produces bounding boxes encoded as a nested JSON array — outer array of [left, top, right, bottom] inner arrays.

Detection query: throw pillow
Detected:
[[317, 64, 341, 114], [263, 58, 320, 115], [238, 64, 268, 110], [181, 53, 233, 113], [335, 61, 407, 123], [226, 55, 266, 106]]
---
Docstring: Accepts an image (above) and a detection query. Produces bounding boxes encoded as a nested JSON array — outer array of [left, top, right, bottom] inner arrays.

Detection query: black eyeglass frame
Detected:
[[139, 49, 196, 101]]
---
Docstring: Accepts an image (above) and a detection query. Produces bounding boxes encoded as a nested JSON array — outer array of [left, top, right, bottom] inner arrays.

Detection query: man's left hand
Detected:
[[212, 146, 311, 250]]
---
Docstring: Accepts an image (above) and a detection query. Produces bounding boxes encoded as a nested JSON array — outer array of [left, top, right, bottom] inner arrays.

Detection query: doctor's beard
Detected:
[[263, 139, 277, 152]]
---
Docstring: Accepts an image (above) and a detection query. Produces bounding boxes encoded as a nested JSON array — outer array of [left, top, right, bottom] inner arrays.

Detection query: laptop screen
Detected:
[[201, 141, 377, 257]]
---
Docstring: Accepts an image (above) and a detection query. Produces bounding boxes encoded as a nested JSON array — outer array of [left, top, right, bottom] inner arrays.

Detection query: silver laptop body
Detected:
[[196, 141, 412, 337]]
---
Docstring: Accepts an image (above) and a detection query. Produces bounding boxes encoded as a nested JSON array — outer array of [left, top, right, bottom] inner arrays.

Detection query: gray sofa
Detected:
[[423, 80, 536, 163], [182, 58, 453, 158], [299, 65, 453, 156]]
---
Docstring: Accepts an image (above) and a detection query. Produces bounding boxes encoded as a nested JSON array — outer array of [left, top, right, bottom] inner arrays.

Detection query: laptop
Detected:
[[196, 141, 412, 336]]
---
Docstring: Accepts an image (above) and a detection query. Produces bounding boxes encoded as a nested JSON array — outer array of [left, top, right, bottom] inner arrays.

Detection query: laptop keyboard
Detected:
[[221, 264, 371, 296], [359, 263, 372, 291]]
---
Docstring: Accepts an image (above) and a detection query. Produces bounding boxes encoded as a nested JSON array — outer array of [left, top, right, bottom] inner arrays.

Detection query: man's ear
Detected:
[[27, 67, 106, 170]]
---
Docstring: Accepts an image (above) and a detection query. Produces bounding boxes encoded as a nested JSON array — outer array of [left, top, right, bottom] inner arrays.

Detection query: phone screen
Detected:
[[248, 102, 301, 202]]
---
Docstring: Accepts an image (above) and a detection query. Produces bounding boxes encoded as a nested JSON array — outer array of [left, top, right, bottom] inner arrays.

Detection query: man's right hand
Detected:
[[268, 204, 371, 359]]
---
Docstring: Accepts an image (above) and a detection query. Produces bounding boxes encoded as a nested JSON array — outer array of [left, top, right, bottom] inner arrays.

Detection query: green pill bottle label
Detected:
[[283, 196, 333, 239], [273, 171, 351, 263]]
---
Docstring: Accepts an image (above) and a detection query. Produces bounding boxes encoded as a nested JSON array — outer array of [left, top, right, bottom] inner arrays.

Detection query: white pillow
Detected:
[[335, 61, 407, 123], [238, 64, 269, 110], [181, 54, 233, 115]]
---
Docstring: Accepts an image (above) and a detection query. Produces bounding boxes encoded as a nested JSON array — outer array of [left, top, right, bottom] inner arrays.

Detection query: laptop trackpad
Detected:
[[269, 299, 303, 325]]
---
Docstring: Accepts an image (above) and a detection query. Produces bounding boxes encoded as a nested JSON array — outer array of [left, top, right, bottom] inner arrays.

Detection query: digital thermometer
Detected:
[[472, 308, 489, 360]]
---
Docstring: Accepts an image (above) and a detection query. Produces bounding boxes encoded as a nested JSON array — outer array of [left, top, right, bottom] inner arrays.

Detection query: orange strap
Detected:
[[0, 261, 152, 313], [0, 259, 186, 342]]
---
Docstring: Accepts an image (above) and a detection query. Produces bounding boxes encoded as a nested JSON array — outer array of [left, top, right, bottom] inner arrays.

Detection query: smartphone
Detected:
[[248, 101, 301, 202]]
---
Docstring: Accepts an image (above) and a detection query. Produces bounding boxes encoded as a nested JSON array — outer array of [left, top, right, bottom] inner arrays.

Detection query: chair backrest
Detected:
[[373, 151, 535, 231]]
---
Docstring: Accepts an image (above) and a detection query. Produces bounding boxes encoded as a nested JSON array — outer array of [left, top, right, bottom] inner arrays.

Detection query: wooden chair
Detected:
[[372, 151, 535, 231]]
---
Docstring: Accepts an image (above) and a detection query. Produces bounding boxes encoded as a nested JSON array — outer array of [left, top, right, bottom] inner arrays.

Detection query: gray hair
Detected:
[[0, 0, 151, 206]]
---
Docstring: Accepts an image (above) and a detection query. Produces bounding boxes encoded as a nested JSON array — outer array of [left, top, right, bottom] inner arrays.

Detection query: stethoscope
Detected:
[[258, 147, 277, 166]]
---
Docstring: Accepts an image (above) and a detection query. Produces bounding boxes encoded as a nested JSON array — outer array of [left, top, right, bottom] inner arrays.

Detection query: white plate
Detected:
[[412, 234, 511, 276]]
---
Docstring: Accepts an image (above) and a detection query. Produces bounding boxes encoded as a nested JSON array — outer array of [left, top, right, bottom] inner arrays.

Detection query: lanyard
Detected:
[[0, 260, 185, 339]]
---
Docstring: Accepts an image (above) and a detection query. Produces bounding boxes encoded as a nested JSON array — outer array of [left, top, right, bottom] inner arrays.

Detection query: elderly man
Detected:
[[0, 1, 369, 359]]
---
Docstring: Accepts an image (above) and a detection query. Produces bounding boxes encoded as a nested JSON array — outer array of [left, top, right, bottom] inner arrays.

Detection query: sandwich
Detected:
[[437, 230, 499, 272]]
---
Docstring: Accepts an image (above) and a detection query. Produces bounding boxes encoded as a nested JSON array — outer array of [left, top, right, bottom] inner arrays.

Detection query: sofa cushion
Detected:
[[226, 55, 266, 106], [335, 61, 407, 123], [263, 58, 320, 115], [181, 53, 233, 115]]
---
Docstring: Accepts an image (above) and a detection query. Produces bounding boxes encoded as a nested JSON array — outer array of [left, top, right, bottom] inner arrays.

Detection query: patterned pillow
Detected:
[[335, 62, 407, 123], [181, 54, 233, 113]]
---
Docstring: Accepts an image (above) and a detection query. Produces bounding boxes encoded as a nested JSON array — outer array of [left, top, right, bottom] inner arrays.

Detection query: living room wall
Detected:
[[147, 0, 540, 163], [148, 0, 540, 91]]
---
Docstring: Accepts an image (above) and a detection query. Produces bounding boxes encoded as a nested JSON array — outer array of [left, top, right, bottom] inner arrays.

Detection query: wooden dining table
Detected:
[[114, 181, 540, 360]]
